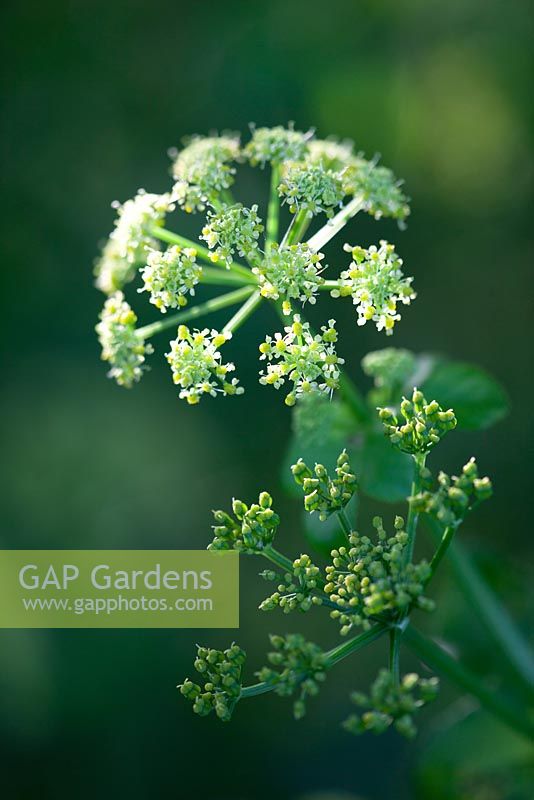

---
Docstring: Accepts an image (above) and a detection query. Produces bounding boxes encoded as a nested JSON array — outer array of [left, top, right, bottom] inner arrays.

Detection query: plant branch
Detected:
[[336, 508, 353, 540], [266, 164, 281, 247], [136, 286, 255, 339], [403, 454, 426, 566], [404, 624, 534, 740], [222, 290, 262, 336], [306, 195, 364, 252]]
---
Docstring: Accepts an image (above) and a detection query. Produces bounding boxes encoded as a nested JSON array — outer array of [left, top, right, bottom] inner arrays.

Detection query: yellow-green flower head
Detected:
[[94, 237, 137, 295], [345, 159, 410, 223], [243, 125, 311, 167], [332, 241, 415, 335], [171, 135, 240, 213], [179, 643, 246, 722], [209, 491, 280, 553], [378, 388, 457, 455], [96, 292, 153, 388], [200, 204, 264, 268], [259, 315, 344, 406], [410, 458, 492, 527], [278, 161, 346, 218], [166, 326, 243, 404], [139, 245, 201, 313], [253, 242, 325, 312], [109, 190, 173, 264]]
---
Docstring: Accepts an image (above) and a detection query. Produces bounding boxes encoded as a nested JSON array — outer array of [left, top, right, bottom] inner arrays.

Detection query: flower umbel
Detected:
[[259, 554, 323, 614], [171, 134, 240, 213], [200, 204, 264, 267], [292, 450, 358, 521], [139, 246, 201, 312], [332, 241, 415, 334], [411, 458, 492, 527], [166, 326, 243, 404], [259, 316, 344, 406], [254, 243, 325, 312], [179, 644, 246, 722], [378, 388, 457, 454], [96, 292, 153, 388], [278, 161, 346, 218], [209, 492, 280, 553], [242, 125, 310, 167]]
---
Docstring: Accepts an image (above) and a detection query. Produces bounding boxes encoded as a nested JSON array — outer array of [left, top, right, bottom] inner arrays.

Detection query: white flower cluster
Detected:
[[166, 326, 243, 405], [307, 139, 357, 171], [200, 204, 264, 267], [253, 243, 325, 314], [139, 246, 201, 312], [332, 241, 415, 334], [278, 162, 345, 218], [96, 292, 153, 388], [95, 190, 173, 294], [346, 162, 410, 223], [172, 135, 240, 213], [259, 316, 344, 406], [242, 125, 310, 167]]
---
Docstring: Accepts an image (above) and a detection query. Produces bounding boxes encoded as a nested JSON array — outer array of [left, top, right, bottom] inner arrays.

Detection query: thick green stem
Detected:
[[266, 164, 281, 247], [286, 209, 311, 246], [404, 454, 426, 566], [325, 624, 387, 668], [222, 290, 262, 336], [306, 195, 364, 252], [201, 266, 256, 287], [148, 225, 253, 281], [136, 286, 255, 339], [262, 545, 296, 574], [426, 517, 534, 693], [404, 624, 534, 740]]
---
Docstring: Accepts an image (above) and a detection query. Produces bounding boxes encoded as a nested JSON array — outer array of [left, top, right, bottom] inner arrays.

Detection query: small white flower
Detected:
[[96, 292, 152, 388], [258, 315, 344, 406], [139, 246, 201, 313], [278, 162, 346, 218], [243, 125, 310, 167], [166, 326, 244, 404], [171, 135, 240, 213], [109, 189, 173, 265], [200, 204, 263, 267]]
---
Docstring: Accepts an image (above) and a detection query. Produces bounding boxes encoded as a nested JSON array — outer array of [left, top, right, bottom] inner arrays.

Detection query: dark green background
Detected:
[[1, 1, 532, 798]]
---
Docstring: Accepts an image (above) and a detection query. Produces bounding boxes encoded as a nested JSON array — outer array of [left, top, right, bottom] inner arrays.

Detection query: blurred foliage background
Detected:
[[0, 0, 533, 797]]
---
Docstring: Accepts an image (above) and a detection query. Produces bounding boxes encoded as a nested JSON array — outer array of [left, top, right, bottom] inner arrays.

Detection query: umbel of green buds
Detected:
[[379, 389, 457, 455], [259, 316, 344, 407], [278, 161, 346, 218], [326, 516, 434, 636], [96, 292, 153, 388], [344, 669, 439, 739], [255, 634, 328, 720], [166, 326, 243, 404], [179, 643, 246, 722], [259, 554, 323, 613], [292, 450, 358, 520], [172, 135, 240, 213], [209, 492, 280, 553], [411, 458, 492, 527]]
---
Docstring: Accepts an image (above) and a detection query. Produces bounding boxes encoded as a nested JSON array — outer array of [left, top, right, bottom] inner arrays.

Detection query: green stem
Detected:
[[389, 628, 401, 684], [266, 164, 280, 247], [319, 280, 343, 291], [306, 195, 364, 252], [201, 266, 256, 287], [428, 523, 458, 579], [286, 209, 311, 246], [148, 225, 253, 281], [325, 624, 387, 668], [426, 517, 534, 693], [404, 624, 534, 740], [240, 682, 275, 699], [262, 545, 295, 574], [136, 286, 255, 339], [337, 508, 352, 540], [222, 290, 262, 336], [404, 454, 426, 566]]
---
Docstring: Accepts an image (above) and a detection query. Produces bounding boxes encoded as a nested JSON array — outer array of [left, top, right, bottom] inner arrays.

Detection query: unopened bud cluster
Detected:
[[256, 634, 328, 720], [326, 516, 434, 635], [172, 135, 240, 213], [292, 450, 358, 521], [379, 389, 457, 455], [209, 492, 279, 553], [259, 554, 322, 613], [179, 643, 246, 722], [411, 458, 492, 527], [96, 292, 152, 388], [259, 316, 344, 406], [344, 669, 439, 739], [332, 242, 415, 334], [166, 326, 242, 404]]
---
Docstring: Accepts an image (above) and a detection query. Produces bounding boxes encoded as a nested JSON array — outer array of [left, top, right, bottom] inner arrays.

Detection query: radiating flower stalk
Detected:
[[95, 125, 414, 403], [93, 125, 534, 742]]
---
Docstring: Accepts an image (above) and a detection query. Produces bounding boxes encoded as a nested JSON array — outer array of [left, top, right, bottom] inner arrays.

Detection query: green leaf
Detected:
[[420, 360, 509, 430], [356, 431, 413, 502]]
